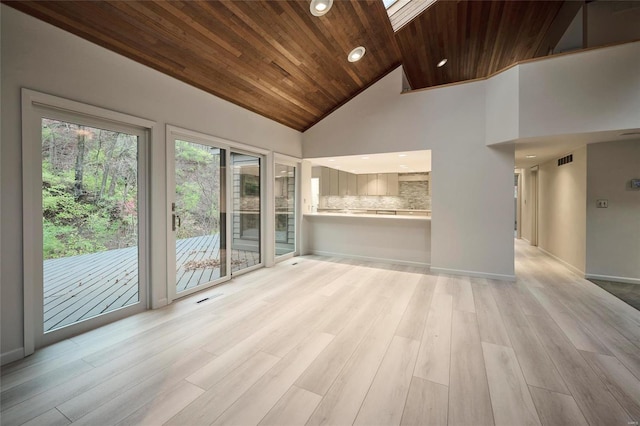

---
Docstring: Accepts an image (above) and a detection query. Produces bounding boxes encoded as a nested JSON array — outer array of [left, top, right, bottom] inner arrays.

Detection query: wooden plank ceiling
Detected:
[[5, 1, 577, 131], [396, 0, 575, 89]]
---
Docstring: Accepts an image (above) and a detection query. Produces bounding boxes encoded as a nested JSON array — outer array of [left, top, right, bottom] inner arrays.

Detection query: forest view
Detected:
[[174, 140, 221, 240], [42, 119, 139, 260]]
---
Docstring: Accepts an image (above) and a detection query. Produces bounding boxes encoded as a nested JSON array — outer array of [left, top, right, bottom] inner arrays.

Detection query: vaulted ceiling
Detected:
[[5, 0, 577, 131]]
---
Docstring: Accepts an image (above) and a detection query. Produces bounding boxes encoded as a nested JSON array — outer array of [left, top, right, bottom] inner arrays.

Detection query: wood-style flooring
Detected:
[[2, 240, 639, 425]]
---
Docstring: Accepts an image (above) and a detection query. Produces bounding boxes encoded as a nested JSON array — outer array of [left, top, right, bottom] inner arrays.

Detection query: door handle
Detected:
[[172, 214, 181, 231]]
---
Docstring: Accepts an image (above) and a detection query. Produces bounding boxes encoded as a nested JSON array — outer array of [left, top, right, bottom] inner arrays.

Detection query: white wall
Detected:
[[518, 42, 640, 139], [304, 215, 431, 266], [1, 6, 302, 362], [537, 147, 587, 274], [586, 140, 640, 283], [485, 67, 519, 145], [304, 70, 516, 280]]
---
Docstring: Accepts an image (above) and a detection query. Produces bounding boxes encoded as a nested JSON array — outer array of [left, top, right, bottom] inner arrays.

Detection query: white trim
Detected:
[[274, 152, 303, 163], [537, 246, 585, 277], [310, 250, 430, 268], [585, 274, 640, 285], [165, 125, 233, 303], [22, 88, 154, 353], [154, 298, 169, 309], [430, 266, 516, 282], [166, 125, 270, 156], [1, 348, 25, 366], [274, 155, 301, 260], [275, 252, 296, 263], [265, 152, 275, 267], [24, 89, 155, 129]]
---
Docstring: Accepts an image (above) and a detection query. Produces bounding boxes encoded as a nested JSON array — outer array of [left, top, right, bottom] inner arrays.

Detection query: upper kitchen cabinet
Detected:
[[320, 166, 331, 196], [348, 173, 357, 196], [329, 168, 339, 196], [338, 170, 348, 196], [357, 174, 368, 195], [387, 173, 399, 196]]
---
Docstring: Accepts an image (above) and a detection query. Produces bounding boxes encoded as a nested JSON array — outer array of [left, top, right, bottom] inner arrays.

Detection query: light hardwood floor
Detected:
[[2, 240, 639, 426]]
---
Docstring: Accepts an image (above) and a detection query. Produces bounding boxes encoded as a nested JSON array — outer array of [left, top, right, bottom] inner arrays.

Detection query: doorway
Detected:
[[22, 90, 152, 353], [167, 128, 266, 302]]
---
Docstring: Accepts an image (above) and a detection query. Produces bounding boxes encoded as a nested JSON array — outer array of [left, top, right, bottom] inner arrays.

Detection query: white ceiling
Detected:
[[309, 150, 431, 174], [514, 129, 640, 169]]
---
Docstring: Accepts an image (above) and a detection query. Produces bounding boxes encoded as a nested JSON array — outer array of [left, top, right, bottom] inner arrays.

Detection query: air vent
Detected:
[[557, 154, 573, 166]]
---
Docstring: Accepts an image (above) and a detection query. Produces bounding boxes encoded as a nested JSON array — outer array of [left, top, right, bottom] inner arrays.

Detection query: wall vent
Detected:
[[557, 154, 573, 166]]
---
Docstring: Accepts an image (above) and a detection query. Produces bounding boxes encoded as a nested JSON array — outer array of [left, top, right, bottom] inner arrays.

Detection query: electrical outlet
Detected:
[[597, 199, 608, 208]]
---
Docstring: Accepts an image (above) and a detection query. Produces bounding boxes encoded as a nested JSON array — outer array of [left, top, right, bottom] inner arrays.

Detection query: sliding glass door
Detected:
[[231, 152, 262, 274], [275, 163, 296, 258], [39, 116, 147, 342], [168, 130, 265, 299], [171, 140, 227, 295]]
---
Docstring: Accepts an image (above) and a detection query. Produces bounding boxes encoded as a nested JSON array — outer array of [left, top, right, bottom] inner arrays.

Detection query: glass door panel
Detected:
[[41, 118, 141, 332], [231, 152, 261, 273], [275, 163, 296, 257], [173, 140, 226, 293]]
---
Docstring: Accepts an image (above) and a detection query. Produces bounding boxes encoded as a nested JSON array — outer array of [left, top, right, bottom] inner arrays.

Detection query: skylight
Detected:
[[385, 0, 437, 32], [383, 0, 398, 9]]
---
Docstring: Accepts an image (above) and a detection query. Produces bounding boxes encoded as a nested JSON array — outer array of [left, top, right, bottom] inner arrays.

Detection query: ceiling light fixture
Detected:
[[348, 46, 366, 63], [310, 0, 333, 16], [328, 159, 335, 162], [525, 155, 537, 159], [398, 154, 407, 157], [437, 58, 448, 67], [361, 156, 369, 160]]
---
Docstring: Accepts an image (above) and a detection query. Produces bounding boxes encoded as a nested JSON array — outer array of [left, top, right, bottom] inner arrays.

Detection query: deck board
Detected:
[[43, 234, 258, 332]]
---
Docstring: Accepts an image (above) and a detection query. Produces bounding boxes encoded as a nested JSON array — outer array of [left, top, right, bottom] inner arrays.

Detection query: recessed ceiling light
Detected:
[[525, 155, 537, 159], [348, 46, 366, 63], [328, 159, 335, 162], [398, 154, 407, 157], [310, 0, 333, 16], [361, 156, 369, 160], [437, 58, 447, 67]]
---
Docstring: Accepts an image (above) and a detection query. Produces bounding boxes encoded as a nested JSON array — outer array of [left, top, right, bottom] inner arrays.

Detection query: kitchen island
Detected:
[[302, 212, 431, 267]]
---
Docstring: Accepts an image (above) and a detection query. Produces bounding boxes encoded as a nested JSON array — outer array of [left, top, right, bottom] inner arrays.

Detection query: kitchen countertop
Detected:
[[305, 212, 430, 220]]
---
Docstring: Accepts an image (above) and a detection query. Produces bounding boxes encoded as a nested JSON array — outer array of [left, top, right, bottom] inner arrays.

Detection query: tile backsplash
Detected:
[[320, 181, 431, 210]]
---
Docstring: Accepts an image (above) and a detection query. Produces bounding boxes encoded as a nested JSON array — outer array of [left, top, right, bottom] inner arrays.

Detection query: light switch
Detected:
[[596, 199, 608, 208]]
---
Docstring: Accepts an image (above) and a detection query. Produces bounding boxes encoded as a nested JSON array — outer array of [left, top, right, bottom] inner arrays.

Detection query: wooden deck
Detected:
[[43, 234, 259, 332]]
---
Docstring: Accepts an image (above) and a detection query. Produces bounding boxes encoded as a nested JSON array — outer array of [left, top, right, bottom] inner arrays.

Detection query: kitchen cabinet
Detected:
[[387, 173, 399, 195], [338, 170, 348, 196], [329, 168, 339, 196], [367, 174, 377, 195], [320, 167, 331, 196], [357, 174, 368, 195], [348, 173, 357, 195], [377, 174, 388, 195]]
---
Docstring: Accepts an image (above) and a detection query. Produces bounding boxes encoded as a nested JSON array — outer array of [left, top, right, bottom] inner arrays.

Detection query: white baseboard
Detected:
[[585, 274, 640, 285], [1, 347, 24, 366], [310, 250, 430, 268], [430, 267, 516, 282], [537, 247, 585, 277], [152, 298, 168, 309]]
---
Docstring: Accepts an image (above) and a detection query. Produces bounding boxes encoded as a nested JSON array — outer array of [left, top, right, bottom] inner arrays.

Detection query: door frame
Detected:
[[515, 171, 522, 239], [530, 166, 539, 246], [21, 89, 155, 355], [274, 154, 301, 262], [165, 126, 269, 302]]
